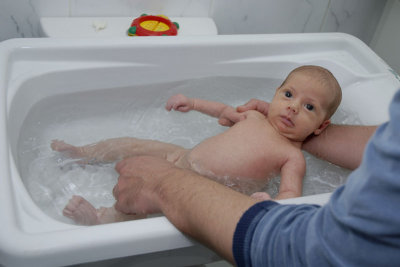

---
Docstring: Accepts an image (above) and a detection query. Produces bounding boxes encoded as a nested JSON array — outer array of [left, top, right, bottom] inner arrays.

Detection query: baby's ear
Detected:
[[313, 119, 330, 135]]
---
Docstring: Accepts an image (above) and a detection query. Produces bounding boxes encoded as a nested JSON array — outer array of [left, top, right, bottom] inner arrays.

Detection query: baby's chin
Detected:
[[281, 131, 309, 143]]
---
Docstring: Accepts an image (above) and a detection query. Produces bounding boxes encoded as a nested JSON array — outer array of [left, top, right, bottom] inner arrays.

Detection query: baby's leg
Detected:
[[63, 195, 100, 225], [63, 195, 146, 225], [51, 140, 85, 160], [52, 138, 189, 164]]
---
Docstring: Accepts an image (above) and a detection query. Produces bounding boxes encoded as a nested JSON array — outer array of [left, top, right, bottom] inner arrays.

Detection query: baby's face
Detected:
[[268, 73, 333, 142]]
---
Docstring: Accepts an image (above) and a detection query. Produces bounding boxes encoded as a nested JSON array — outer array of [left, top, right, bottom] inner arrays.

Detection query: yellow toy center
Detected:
[[140, 20, 170, 32]]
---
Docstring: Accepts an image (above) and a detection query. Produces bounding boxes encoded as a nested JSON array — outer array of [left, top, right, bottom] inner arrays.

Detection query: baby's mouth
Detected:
[[280, 115, 294, 127]]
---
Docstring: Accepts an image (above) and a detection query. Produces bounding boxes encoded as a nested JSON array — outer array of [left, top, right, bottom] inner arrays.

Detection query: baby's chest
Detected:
[[243, 125, 294, 162], [228, 127, 292, 164]]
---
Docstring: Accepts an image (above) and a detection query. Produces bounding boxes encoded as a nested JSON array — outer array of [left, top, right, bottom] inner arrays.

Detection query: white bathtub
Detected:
[[0, 34, 399, 267]]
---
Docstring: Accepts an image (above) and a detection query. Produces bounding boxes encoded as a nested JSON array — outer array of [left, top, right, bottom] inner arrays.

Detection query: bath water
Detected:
[[17, 76, 359, 224]]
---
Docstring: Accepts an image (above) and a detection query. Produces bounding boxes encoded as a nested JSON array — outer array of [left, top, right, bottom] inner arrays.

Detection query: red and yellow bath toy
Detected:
[[127, 14, 179, 36]]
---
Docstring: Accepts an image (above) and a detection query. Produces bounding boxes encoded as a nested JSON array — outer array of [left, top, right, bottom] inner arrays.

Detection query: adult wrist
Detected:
[[154, 166, 189, 213]]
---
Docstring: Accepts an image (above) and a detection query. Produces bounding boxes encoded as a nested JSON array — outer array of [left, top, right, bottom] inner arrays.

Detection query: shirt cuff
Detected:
[[232, 201, 279, 267]]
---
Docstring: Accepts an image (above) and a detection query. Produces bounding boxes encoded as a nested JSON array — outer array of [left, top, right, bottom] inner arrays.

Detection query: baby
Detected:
[[52, 65, 342, 225]]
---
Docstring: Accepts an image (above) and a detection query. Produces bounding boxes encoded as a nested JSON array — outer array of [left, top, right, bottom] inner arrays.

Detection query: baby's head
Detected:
[[281, 65, 342, 119], [268, 65, 342, 141]]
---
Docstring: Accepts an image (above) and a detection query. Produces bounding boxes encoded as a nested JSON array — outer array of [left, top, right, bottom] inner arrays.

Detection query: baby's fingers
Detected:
[[237, 99, 270, 116], [218, 118, 234, 127], [236, 99, 259, 112]]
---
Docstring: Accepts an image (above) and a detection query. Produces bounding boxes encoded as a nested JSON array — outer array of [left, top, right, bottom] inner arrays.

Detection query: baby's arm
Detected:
[[275, 153, 306, 200], [166, 94, 245, 126]]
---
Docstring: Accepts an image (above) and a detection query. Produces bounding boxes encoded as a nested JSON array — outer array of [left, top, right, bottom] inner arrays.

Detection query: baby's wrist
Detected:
[[190, 98, 196, 110]]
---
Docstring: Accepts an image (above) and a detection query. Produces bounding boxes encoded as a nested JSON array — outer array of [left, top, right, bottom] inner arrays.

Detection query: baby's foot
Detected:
[[63, 195, 100, 225], [51, 140, 84, 158], [96, 206, 147, 224], [250, 192, 272, 201]]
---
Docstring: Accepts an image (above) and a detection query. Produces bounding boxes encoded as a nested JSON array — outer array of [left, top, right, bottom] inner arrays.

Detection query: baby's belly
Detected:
[[186, 136, 279, 194]]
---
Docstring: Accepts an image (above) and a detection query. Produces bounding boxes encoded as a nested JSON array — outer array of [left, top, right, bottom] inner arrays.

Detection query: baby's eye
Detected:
[[305, 104, 314, 111], [284, 91, 292, 98]]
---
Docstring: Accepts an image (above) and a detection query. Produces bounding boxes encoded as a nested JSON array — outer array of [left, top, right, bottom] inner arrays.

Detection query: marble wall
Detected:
[[0, 0, 213, 40], [0, 0, 387, 45], [212, 0, 386, 45], [0, 0, 41, 39]]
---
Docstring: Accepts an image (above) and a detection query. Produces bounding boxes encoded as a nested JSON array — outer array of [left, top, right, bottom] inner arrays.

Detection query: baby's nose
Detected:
[[287, 103, 299, 113]]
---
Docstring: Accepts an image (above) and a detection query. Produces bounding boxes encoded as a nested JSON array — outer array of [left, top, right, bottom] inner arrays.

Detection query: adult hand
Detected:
[[236, 98, 270, 117], [114, 157, 259, 264], [113, 156, 180, 215]]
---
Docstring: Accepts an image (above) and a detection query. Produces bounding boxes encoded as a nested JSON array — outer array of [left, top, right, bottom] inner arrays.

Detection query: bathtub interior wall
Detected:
[[2, 34, 400, 266], [7, 34, 398, 163]]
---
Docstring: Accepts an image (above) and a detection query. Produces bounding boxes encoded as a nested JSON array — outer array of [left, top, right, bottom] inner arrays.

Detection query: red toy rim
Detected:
[[131, 15, 178, 36]]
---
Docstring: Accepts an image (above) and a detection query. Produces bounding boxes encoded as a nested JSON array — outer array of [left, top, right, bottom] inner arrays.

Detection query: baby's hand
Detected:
[[165, 94, 194, 112], [218, 107, 246, 127], [237, 98, 270, 117]]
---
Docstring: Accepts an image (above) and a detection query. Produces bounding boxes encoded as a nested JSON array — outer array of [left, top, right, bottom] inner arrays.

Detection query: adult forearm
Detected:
[[302, 124, 377, 170], [113, 156, 257, 263], [157, 168, 258, 263]]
